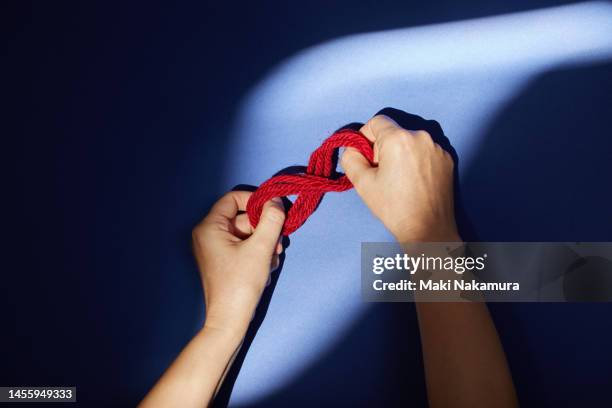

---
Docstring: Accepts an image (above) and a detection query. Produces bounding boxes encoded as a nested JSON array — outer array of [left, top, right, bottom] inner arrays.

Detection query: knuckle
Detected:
[[340, 150, 352, 167], [415, 129, 431, 138], [368, 114, 388, 128], [191, 224, 206, 245], [396, 128, 414, 140], [386, 129, 413, 150], [445, 152, 455, 168], [348, 172, 362, 189], [439, 148, 454, 167], [192, 218, 219, 245], [221, 191, 234, 201], [386, 128, 409, 142], [414, 130, 433, 143]]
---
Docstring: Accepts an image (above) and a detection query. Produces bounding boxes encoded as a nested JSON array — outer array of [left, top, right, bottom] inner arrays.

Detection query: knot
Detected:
[[246, 129, 374, 235]]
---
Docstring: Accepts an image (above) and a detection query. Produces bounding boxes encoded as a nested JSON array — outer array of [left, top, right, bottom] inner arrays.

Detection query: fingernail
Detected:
[[270, 197, 284, 209]]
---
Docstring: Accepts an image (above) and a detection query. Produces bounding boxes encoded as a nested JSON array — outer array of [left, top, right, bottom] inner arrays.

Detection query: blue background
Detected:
[[5, 1, 612, 406]]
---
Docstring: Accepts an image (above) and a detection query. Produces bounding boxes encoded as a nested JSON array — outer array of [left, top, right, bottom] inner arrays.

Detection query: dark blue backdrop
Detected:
[[5, 1, 612, 406]]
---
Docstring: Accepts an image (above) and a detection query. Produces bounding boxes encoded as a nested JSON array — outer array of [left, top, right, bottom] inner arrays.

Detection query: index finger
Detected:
[[208, 190, 253, 220], [360, 114, 402, 142]]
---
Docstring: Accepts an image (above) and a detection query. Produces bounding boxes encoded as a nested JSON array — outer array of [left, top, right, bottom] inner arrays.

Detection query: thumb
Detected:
[[341, 147, 375, 189], [250, 198, 285, 253]]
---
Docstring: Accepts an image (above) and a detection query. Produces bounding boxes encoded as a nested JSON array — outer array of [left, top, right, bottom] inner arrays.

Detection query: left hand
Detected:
[[192, 191, 285, 335]]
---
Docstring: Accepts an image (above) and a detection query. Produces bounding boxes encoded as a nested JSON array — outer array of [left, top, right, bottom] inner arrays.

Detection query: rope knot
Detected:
[[246, 129, 374, 235]]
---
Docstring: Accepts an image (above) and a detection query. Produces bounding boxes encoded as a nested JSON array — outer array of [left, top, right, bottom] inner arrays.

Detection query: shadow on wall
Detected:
[[220, 61, 612, 407]]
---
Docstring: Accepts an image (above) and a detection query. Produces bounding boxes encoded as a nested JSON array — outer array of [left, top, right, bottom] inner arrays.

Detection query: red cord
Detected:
[[246, 129, 374, 235]]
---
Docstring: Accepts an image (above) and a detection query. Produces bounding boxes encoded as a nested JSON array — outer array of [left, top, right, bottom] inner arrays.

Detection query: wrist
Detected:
[[393, 224, 461, 243], [200, 322, 248, 346], [203, 304, 255, 338], [202, 317, 249, 343]]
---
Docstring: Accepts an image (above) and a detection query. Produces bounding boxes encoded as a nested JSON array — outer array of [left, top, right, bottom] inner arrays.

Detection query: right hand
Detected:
[[340, 115, 460, 242]]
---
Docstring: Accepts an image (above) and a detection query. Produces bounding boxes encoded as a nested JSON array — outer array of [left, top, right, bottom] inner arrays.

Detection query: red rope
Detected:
[[246, 129, 374, 235]]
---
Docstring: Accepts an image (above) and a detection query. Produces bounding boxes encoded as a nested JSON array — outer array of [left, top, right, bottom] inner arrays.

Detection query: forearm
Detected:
[[398, 233, 518, 407], [416, 302, 518, 408], [139, 324, 247, 408]]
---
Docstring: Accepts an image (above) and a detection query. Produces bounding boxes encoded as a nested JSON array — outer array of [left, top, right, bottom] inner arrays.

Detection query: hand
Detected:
[[341, 115, 460, 242], [192, 191, 285, 335]]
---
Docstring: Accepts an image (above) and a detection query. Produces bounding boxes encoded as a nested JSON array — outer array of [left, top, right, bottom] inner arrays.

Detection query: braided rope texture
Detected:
[[246, 129, 374, 235]]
